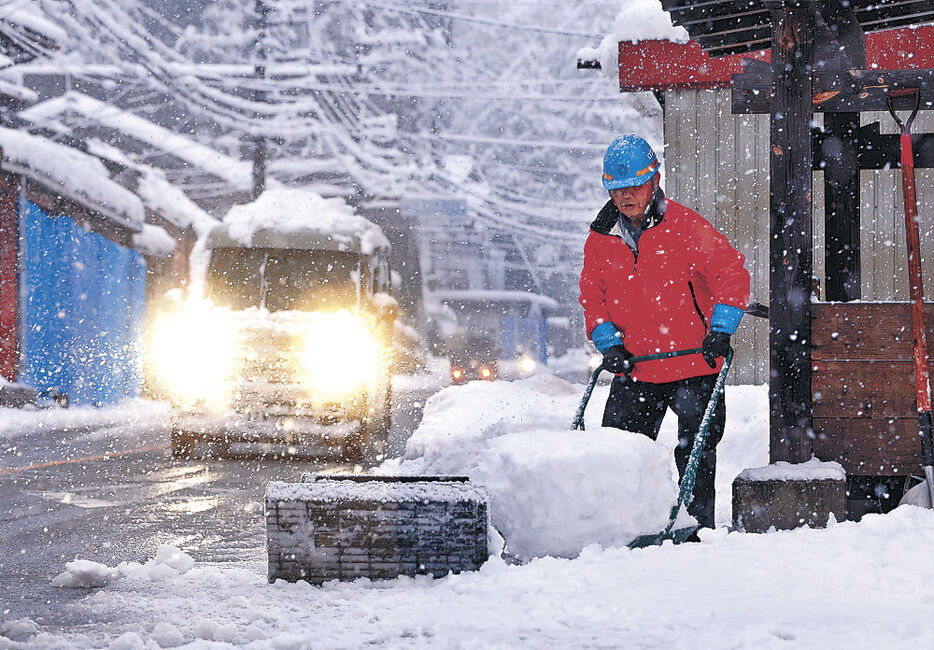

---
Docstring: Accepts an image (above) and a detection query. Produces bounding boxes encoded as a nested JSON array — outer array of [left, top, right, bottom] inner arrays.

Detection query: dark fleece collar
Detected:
[[590, 188, 667, 235]]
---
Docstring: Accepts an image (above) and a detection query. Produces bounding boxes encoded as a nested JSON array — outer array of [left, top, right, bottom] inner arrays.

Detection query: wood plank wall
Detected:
[[664, 88, 934, 384]]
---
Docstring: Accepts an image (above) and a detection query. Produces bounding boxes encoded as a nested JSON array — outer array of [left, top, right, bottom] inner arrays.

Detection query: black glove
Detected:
[[602, 345, 635, 376], [702, 331, 731, 368]]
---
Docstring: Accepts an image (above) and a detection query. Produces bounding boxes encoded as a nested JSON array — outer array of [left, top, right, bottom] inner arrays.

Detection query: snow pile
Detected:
[[221, 188, 391, 255], [51, 546, 196, 589], [0, 127, 145, 230], [578, 0, 690, 81], [0, 399, 170, 440], [380, 375, 691, 560], [31, 507, 934, 649], [0, 618, 39, 644]]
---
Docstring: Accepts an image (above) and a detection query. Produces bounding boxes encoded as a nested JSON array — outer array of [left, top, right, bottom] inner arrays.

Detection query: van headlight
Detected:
[[301, 310, 381, 399], [146, 303, 239, 405]]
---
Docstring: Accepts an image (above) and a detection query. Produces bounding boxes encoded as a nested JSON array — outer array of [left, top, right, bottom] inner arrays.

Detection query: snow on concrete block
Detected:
[[265, 475, 488, 584], [732, 460, 846, 533]]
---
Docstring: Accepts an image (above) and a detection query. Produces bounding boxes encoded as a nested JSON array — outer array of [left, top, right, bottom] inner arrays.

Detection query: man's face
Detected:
[[609, 172, 659, 221]]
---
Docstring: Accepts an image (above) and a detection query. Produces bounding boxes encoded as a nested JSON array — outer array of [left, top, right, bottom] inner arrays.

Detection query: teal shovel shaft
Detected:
[[628, 346, 734, 548]]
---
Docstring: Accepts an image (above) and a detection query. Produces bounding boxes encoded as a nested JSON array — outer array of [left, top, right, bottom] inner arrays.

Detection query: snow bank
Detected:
[[379, 375, 691, 560], [221, 188, 391, 256], [0, 399, 170, 439], [35, 506, 934, 649], [51, 546, 196, 589], [578, 0, 689, 81]]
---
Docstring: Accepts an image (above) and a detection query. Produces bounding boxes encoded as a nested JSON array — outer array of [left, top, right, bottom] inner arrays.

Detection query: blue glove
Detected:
[[590, 321, 622, 353], [710, 304, 744, 335]]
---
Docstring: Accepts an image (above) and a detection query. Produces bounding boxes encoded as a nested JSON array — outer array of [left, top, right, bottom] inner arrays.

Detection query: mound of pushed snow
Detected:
[[380, 375, 692, 560]]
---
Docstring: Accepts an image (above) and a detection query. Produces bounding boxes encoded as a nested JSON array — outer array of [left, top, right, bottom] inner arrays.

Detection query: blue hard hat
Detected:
[[602, 135, 660, 190]]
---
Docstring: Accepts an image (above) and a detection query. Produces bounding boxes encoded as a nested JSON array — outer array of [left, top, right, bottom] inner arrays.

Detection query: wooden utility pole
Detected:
[[769, 1, 814, 464], [252, 0, 268, 200]]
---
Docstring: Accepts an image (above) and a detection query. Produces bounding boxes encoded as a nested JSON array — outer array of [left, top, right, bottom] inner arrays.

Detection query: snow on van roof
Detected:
[[0, 127, 144, 231], [219, 188, 391, 255]]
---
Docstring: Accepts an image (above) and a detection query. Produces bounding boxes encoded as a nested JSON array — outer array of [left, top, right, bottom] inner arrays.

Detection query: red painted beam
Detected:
[[618, 24, 934, 91], [0, 183, 18, 382]]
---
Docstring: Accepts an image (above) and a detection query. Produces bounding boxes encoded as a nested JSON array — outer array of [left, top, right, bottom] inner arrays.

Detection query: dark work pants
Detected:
[[602, 373, 725, 529]]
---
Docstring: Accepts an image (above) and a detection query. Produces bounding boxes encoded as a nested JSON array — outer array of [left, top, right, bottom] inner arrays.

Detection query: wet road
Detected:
[[0, 386, 436, 627]]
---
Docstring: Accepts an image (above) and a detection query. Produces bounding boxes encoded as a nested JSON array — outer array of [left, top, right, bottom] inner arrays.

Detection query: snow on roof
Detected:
[[20, 92, 253, 191], [429, 289, 560, 312], [577, 0, 689, 80], [86, 139, 217, 237], [218, 188, 391, 256], [0, 2, 67, 44], [0, 127, 144, 231], [137, 168, 218, 237], [0, 77, 37, 103], [131, 224, 176, 258]]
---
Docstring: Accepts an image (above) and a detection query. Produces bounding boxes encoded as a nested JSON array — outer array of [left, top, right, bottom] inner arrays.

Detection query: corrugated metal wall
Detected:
[[20, 199, 147, 405], [664, 87, 934, 384]]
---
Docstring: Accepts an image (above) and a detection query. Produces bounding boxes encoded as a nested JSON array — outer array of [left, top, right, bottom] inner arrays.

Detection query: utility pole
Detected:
[[252, 0, 268, 200]]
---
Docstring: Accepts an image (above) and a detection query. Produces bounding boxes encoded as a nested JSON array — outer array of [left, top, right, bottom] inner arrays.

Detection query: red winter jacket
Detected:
[[579, 197, 750, 383]]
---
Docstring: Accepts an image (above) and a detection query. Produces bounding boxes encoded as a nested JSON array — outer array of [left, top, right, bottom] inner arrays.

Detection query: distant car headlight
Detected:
[[146, 302, 239, 406], [301, 310, 381, 400], [518, 356, 537, 375]]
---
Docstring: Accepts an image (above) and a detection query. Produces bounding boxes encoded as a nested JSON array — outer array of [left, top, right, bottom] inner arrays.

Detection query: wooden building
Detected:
[[586, 1, 934, 518], [614, 24, 934, 386]]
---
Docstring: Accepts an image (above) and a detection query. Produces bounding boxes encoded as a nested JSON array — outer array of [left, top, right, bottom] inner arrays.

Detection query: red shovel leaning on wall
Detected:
[[887, 89, 934, 508]]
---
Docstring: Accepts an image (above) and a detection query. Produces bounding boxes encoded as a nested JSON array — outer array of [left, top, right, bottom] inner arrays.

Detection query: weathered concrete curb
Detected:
[[266, 475, 489, 584], [732, 460, 846, 533]]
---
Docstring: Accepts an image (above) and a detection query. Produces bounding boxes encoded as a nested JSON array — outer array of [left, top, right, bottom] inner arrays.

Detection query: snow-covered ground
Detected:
[[4, 374, 933, 648]]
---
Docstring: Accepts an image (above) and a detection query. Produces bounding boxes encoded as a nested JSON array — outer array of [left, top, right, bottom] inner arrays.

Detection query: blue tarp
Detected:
[[20, 200, 147, 405], [501, 315, 548, 362]]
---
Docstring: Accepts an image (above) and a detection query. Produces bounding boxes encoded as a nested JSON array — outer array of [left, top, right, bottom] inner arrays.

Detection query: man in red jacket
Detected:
[[579, 134, 751, 530]]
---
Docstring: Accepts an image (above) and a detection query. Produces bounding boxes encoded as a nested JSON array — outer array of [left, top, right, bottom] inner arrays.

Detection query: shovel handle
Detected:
[[571, 347, 707, 431], [887, 88, 920, 135]]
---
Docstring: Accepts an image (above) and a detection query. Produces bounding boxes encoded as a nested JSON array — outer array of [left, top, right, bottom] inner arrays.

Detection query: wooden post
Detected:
[[822, 0, 864, 302], [823, 112, 861, 301], [769, 1, 814, 463]]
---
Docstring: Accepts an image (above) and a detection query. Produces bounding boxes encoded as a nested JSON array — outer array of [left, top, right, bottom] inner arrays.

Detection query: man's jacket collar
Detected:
[[590, 188, 667, 235]]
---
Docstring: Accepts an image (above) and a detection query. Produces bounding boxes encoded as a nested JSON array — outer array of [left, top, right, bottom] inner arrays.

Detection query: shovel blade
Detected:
[[900, 480, 934, 508], [627, 525, 700, 549]]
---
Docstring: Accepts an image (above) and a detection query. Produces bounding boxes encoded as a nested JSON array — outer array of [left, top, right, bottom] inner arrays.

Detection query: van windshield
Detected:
[[207, 247, 359, 311]]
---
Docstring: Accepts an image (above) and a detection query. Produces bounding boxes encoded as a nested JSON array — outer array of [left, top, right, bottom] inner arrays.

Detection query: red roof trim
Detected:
[[618, 24, 934, 91]]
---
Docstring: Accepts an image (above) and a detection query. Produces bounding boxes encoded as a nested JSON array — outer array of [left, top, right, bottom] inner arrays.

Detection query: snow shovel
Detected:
[[627, 346, 733, 548], [570, 346, 734, 546], [887, 89, 934, 509]]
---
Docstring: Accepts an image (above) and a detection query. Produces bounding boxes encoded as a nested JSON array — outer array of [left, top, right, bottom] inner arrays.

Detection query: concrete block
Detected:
[[732, 460, 847, 533], [0, 383, 36, 408], [265, 474, 489, 584]]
